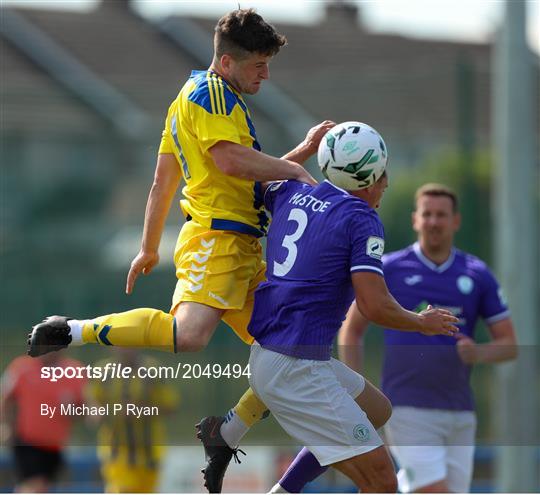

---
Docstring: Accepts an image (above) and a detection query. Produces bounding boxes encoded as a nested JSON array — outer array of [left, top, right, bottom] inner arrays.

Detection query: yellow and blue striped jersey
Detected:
[[159, 70, 268, 237], [87, 357, 179, 468]]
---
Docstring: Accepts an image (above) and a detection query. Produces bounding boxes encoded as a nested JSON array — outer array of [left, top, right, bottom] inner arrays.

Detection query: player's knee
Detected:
[[176, 332, 210, 352], [368, 394, 392, 430], [379, 395, 392, 428], [174, 321, 212, 352]]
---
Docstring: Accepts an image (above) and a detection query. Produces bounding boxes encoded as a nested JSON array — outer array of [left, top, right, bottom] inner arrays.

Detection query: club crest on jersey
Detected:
[[457, 275, 474, 294], [366, 236, 384, 260], [353, 424, 370, 442]]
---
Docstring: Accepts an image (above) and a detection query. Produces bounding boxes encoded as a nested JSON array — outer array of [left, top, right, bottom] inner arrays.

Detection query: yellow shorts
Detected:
[[171, 220, 266, 344], [101, 461, 158, 493]]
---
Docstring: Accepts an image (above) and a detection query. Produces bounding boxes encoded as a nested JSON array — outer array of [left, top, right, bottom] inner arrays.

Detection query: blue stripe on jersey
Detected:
[[253, 182, 269, 233], [187, 74, 214, 114], [211, 75, 226, 114], [171, 114, 191, 179], [211, 218, 265, 238], [188, 71, 239, 117], [208, 76, 220, 113], [190, 70, 261, 148], [235, 96, 261, 151], [222, 83, 238, 115]]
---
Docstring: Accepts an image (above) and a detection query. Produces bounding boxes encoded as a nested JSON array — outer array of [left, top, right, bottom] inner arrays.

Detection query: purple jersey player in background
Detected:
[[338, 183, 518, 493], [247, 127, 460, 493]]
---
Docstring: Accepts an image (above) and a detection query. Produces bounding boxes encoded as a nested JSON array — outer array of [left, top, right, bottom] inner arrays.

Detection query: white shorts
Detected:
[[249, 345, 383, 466], [385, 406, 476, 493]]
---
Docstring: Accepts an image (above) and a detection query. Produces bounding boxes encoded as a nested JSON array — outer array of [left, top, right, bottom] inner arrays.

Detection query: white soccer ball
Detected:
[[317, 121, 388, 190]]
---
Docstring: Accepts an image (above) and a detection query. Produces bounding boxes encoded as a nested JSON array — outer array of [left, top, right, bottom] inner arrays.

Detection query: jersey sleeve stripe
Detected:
[[214, 75, 226, 115], [206, 74, 218, 114], [211, 76, 222, 115], [484, 310, 511, 325], [210, 74, 219, 114], [350, 265, 383, 275], [171, 113, 191, 180]]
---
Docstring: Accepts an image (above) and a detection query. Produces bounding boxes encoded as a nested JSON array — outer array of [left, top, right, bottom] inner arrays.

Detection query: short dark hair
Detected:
[[214, 9, 287, 60], [414, 183, 459, 212]]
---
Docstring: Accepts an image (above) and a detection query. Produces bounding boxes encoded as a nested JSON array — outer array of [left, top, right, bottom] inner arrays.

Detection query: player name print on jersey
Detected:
[[288, 192, 332, 213]]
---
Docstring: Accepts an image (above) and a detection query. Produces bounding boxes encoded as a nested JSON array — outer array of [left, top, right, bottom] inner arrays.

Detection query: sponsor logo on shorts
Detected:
[[187, 238, 215, 292], [353, 424, 370, 442], [209, 291, 229, 307]]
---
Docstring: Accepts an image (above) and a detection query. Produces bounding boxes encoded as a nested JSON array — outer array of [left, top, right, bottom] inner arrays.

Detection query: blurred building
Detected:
[[0, 0, 536, 326]]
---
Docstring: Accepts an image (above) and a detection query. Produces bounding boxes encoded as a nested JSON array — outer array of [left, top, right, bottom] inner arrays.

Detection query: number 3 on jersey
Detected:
[[273, 208, 308, 277]]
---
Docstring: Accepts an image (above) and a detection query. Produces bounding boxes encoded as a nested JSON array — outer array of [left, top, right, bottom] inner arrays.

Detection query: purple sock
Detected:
[[279, 447, 328, 493]]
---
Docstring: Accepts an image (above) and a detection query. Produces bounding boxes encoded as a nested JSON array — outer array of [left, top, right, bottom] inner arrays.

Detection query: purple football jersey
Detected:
[[381, 242, 510, 410], [248, 180, 385, 360]]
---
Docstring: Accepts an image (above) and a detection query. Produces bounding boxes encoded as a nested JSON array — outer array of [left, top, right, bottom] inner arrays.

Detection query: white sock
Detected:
[[67, 319, 90, 346], [220, 409, 249, 448], [269, 483, 289, 493]]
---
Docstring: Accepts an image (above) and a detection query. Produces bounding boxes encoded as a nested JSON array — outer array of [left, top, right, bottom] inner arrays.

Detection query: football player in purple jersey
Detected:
[[337, 183, 518, 493], [244, 142, 459, 491], [198, 126, 460, 493]]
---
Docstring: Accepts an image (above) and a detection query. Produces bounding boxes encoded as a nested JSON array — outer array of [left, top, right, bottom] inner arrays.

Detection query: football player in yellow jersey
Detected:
[[87, 350, 179, 493], [27, 8, 333, 491]]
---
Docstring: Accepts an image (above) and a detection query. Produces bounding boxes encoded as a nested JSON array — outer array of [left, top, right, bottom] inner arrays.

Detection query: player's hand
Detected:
[[292, 163, 318, 186], [455, 334, 479, 364], [126, 250, 160, 294], [303, 120, 336, 153], [418, 305, 459, 337]]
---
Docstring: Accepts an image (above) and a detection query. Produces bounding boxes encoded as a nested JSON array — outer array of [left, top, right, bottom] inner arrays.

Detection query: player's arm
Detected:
[[352, 272, 459, 336], [259, 120, 336, 193], [281, 120, 336, 164], [337, 303, 370, 372], [126, 153, 182, 294], [455, 318, 518, 364], [210, 141, 316, 184]]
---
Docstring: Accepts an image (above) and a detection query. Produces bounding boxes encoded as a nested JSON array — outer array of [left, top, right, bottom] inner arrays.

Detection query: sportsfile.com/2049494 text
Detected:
[[40, 362, 251, 382]]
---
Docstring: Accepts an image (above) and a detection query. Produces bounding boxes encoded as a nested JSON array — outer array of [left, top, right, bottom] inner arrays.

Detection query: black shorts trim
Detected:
[[13, 441, 64, 482]]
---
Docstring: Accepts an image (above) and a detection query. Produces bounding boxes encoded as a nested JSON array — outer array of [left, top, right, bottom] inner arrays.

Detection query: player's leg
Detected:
[[330, 358, 392, 429], [15, 476, 49, 493], [28, 223, 255, 357], [13, 443, 62, 493], [249, 345, 389, 492], [445, 411, 476, 493], [270, 447, 327, 493], [415, 479, 449, 492], [332, 446, 397, 492], [197, 261, 269, 493], [102, 461, 159, 493], [28, 307, 179, 356], [173, 302, 225, 352], [274, 360, 392, 493], [385, 406, 449, 493], [215, 260, 270, 444]]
